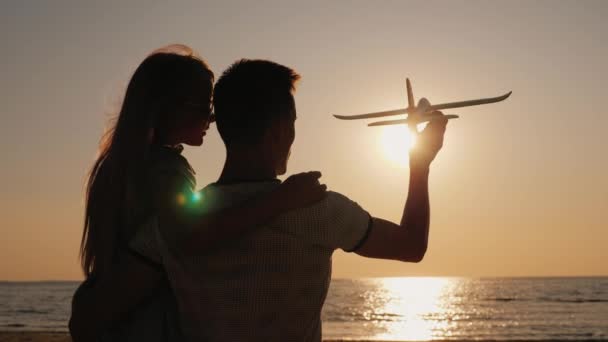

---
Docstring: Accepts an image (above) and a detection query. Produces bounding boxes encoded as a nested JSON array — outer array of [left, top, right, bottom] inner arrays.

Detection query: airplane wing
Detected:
[[368, 114, 459, 126], [429, 92, 512, 111], [334, 91, 511, 121], [333, 108, 408, 120]]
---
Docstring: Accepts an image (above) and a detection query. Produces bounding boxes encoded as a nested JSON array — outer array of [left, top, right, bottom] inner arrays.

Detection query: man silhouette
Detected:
[[134, 59, 448, 341]]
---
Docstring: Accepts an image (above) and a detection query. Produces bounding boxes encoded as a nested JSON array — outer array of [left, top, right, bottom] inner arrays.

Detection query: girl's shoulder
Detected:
[[149, 145, 196, 188]]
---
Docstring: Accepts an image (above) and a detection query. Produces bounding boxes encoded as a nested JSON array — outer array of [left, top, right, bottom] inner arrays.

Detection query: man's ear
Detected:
[[265, 120, 284, 144], [257, 124, 277, 157]]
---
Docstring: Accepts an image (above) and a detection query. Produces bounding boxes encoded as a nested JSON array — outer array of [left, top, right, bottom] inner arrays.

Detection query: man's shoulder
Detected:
[[295, 190, 362, 214], [272, 189, 371, 252], [276, 190, 367, 226], [325, 190, 358, 206]]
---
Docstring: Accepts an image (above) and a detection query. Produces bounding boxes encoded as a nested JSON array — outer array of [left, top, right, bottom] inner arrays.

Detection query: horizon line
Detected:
[[2, 274, 607, 282]]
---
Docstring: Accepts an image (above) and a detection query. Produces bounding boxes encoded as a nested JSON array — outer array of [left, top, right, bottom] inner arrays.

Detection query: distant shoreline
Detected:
[[2, 275, 608, 282]]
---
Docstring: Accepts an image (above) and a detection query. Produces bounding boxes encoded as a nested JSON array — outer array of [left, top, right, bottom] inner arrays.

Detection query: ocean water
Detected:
[[1, 277, 607, 340]]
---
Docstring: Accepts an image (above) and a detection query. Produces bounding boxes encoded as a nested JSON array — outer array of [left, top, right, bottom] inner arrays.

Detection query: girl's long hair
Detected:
[[81, 45, 213, 279]]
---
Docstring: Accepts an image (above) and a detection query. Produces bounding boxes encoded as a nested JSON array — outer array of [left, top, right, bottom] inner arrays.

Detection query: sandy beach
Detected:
[[0, 332, 426, 342], [0, 333, 369, 342], [0, 332, 70, 342], [0, 332, 395, 342], [0, 332, 383, 342]]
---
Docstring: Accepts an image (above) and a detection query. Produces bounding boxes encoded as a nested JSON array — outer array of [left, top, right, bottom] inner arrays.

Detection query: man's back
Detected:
[[181, 226, 332, 341], [159, 181, 371, 342]]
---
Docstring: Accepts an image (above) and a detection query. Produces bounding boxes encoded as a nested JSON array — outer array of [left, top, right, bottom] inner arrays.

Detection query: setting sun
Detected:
[[378, 125, 416, 167]]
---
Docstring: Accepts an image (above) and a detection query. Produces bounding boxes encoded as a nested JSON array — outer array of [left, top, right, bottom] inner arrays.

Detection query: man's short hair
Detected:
[[213, 59, 300, 147]]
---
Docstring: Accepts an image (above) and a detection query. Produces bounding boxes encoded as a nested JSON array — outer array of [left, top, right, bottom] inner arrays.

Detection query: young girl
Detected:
[[69, 45, 326, 341]]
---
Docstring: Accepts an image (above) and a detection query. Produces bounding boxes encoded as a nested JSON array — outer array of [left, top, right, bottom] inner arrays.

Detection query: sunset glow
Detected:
[[1, 0, 606, 281], [379, 125, 416, 167]]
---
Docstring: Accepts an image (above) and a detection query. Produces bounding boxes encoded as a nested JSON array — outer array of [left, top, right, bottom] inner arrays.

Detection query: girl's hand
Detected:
[[277, 171, 328, 211]]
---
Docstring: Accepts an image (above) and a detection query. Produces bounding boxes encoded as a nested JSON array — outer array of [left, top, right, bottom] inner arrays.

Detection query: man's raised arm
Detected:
[[355, 112, 448, 262]]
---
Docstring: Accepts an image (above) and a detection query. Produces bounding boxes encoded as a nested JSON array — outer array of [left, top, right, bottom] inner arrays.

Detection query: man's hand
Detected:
[[277, 171, 328, 211], [409, 111, 448, 169]]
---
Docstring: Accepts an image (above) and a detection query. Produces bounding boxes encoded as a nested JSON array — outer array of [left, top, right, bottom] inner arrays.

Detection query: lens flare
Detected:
[[192, 192, 202, 202]]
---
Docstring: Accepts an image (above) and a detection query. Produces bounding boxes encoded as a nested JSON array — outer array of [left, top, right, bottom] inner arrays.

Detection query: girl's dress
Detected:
[[73, 145, 195, 342]]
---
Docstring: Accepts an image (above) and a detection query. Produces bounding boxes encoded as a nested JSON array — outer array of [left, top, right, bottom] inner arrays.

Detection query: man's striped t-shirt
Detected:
[[131, 180, 371, 342]]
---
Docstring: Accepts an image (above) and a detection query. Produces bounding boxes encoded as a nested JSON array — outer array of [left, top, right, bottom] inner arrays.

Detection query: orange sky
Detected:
[[1, 0, 606, 280]]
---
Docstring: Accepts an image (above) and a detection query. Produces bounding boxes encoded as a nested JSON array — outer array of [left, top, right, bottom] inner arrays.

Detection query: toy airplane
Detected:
[[333, 78, 511, 130]]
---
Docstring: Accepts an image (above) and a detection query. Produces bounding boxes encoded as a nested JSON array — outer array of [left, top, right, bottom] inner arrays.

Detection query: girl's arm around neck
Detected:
[[160, 171, 327, 256]]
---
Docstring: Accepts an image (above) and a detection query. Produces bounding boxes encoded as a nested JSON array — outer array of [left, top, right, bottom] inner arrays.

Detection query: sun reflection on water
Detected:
[[369, 277, 460, 341], [324, 277, 607, 341]]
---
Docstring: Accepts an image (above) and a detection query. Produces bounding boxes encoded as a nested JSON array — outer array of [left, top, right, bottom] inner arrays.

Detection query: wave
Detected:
[[551, 298, 608, 303], [483, 297, 608, 303], [14, 309, 48, 314], [491, 297, 517, 302], [323, 312, 403, 322]]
